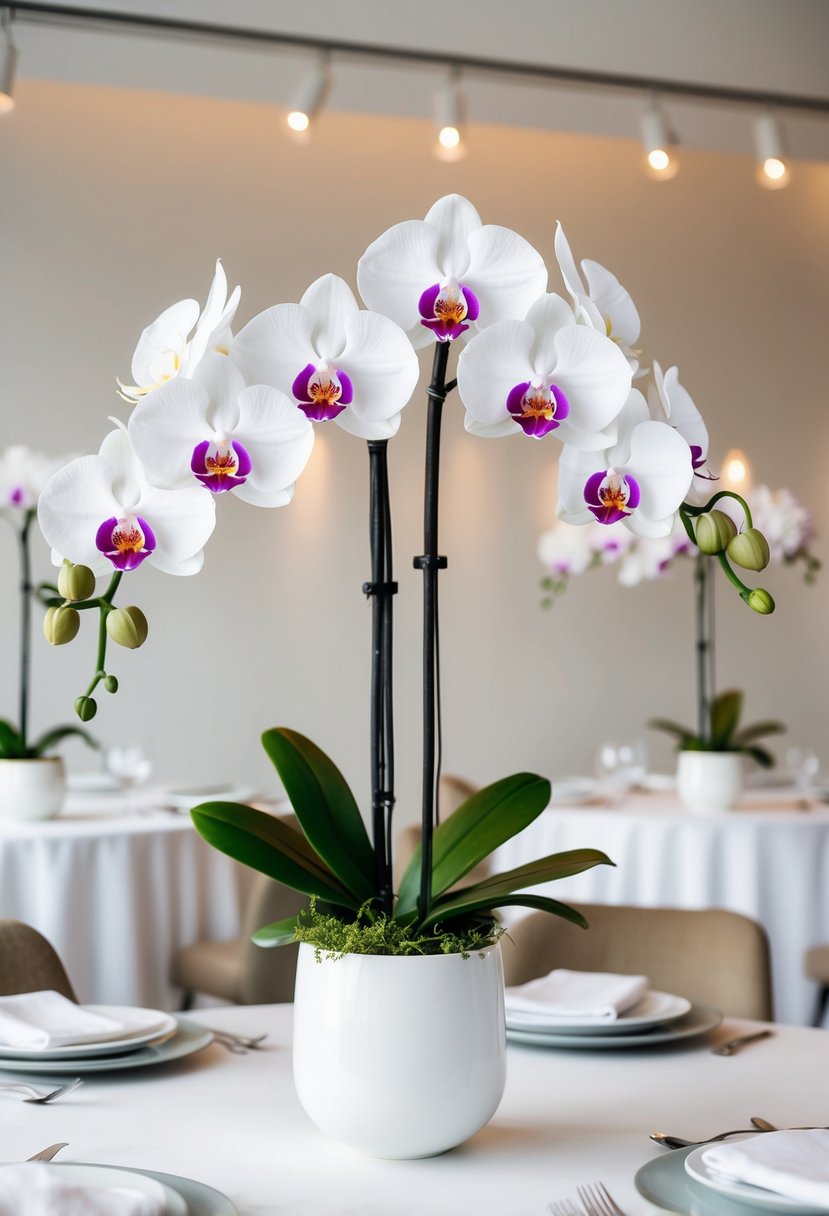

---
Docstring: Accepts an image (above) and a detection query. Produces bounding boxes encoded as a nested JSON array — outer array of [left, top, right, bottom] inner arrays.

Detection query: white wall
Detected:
[[1, 79, 827, 819]]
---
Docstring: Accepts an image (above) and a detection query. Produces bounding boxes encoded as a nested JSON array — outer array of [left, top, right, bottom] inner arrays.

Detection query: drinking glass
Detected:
[[104, 745, 152, 811], [786, 747, 821, 793], [594, 739, 648, 806]]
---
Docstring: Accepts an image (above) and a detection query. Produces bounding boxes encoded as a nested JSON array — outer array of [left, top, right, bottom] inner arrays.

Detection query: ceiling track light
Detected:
[[754, 107, 790, 189], [640, 96, 678, 180], [286, 53, 331, 136], [0, 8, 18, 114], [434, 68, 466, 162]]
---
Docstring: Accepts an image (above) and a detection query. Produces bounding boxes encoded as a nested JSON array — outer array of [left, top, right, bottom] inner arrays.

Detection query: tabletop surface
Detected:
[[2, 1003, 824, 1216]]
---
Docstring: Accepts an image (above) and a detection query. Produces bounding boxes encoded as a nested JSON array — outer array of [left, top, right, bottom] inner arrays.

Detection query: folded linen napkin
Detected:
[[703, 1130, 829, 1207], [0, 1165, 163, 1215], [504, 968, 649, 1020], [0, 990, 124, 1050]]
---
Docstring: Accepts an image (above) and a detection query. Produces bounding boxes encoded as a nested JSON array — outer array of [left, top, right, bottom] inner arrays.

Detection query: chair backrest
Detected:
[[0, 919, 77, 1001], [238, 814, 309, 1004], [500, 904, 773, 1021], [392, 775, 489, 892]]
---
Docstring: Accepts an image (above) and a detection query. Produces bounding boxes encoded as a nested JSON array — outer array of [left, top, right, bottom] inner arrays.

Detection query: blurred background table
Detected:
[[493, 787, 829, 1024], [0, 789, 252, 1009]]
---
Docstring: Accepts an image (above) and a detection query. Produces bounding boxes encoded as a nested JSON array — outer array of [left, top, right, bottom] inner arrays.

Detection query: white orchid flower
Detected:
[[231, 275, 419, 441], [649, 362, 714, 505], [557, 391, 693, 538], [554, 222, 644, 377], [457, 293, 632, 445], [357, 194, 548, 349], [37, 423, 216, 576], [128, 353, 314, 508], [0, 445, 75, 518], [117, 261, 241, 404]]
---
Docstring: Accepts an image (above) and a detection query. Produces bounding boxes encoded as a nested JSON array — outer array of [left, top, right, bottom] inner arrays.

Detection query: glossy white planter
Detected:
[[0, 756, 65, 821], [676, 751, 743, 814], [292, 942, 506, 1158]]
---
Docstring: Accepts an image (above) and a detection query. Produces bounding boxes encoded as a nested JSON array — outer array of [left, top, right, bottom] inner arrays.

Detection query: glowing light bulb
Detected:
[[721, 448, 752, 492], [641, 101, 678, 181], [438, 125, 461, 150], [647, 148, 671, 172], [754, 111, 790, 190], [287, 110, 310, 133]]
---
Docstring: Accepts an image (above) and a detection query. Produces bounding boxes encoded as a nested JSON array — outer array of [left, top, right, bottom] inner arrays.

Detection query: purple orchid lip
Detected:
[[191, 438, 251, 493], [584, 470, 641, 525], [95, 513, 156, 571], [419, 279, 479, 342], [9, 486, 26, 507], [506, 381, 570, 439], [292, 363, 352, 422]]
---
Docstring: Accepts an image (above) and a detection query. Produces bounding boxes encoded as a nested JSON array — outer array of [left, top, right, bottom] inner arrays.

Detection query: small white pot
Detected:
[[676, 750, 743, 814], [292, 942, 506, 1158], [0, 756, 66, 821]]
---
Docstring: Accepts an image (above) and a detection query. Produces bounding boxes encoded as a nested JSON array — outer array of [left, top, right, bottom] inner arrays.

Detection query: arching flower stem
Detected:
[[77, 572, 122, 705], [16, 510, 35, 753]]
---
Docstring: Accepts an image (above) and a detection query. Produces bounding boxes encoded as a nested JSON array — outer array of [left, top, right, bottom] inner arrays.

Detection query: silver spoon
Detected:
[[650, 1116, 777, 1150], [26, 1143, 68, 1162]]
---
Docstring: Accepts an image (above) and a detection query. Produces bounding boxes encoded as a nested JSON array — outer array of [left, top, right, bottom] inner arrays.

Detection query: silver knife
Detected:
[[26, 1143, 68, 1162], [712, 1029, 775, 1056]]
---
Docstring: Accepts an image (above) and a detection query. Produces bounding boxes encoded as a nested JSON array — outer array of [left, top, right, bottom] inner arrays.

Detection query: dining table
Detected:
[[0, 787, 253, 1009], [492, 784, 829, 1025], [1, 1002, 824, 1215]]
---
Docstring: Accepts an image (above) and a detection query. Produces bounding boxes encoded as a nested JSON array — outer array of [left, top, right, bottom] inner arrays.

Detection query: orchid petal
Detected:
[[357, 220, 442, 340], [554, 419, 619, 451], [463, 413, 519, 440], [98, 424, 143, 511], [152, 549, 205, 576], [134, 482, 216, 564], [456, 320, 535, 428], [549, 324, 632, 435], [625, 420, 694, 521], [336, 409, 402, 441], [624, 511, 677, 539], [424, 194, 481, 277], [336, 310, 420, 438], [191, 352, 246, 433], [38, 456, 121, 567], [661, 365, 709, 456], [201, 285, 241, 361], [232, 481, 295, 509], [606, 389, 652, 466], [130, 298, 198, 387], [232, 303, 317, 391], [524, 293, 576, 372], [582, 259, 641, 347], [556, 445, 603, 521], [465, 225, 548, 332], [129, 378, 212, 490], [186, 260, 228, 372], [235, 385, 314, 501], [554, 222, 587, 304], [300, 275, 360, 362]]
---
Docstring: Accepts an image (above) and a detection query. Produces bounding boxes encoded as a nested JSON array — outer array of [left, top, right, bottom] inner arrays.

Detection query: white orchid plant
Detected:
[[35, 196, 775, 951]]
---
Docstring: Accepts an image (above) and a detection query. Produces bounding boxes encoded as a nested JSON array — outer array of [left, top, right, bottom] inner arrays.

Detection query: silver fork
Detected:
[[549, 1201, 583, 1216], [0, 1078, 83, 1104], [577, 1182, 628, 1216]]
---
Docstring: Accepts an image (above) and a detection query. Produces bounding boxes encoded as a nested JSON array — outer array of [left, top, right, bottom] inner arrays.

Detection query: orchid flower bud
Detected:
[[747, 588, 775, 615], [43, 605, 81, 646], [106, 605, 149, 649], [695, 510, 737, 555], [727, 528, 770, 572], [103, 674, 119, 693], [74, 695, 97, 721], [57, 560, 97, 602]]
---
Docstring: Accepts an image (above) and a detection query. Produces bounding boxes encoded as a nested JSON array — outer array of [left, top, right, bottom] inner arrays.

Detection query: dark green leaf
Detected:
[[732, 721, 786, 747], [710, 690, 743, 748], [191, 801, 359, 910], [648, 718, 696, 747], [261, 728, 375, 902], [742, 745, 776, 768], [0, 720, 24, 759], [421, 893, 589, 931], [30, 725, 99, 757], [251, 915, 299, 947], [395, 773, 552, 919]]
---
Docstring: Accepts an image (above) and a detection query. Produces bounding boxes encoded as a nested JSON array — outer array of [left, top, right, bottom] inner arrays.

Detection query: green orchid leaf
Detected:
[[0, 719, 24, 759], [251, 915, 299, 948], [648, 718, 695, 746], [395, 772, 551, 920], [30, 725, 99, 757], [710, 690, 743, 748], [421, 892, 589, 931], [742, 745, 776, 768], [191, 801, 359, 911], [261, 728, 375, 903], [732, 721, 786, 747]]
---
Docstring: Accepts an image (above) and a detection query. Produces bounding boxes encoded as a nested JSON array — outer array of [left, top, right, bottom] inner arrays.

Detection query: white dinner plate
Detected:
[[0, 1163, 187, 1215], [506, 990, 692, 1035], [163, 784, 257, 811], [66, 772, 122, 793], [685, 1143, 828, 1215], [0, 1017, 212, 1074], [506, 1001, 722, 1049], [0, 1006, 177, 1061], [637, 1143, 755, 1215], [110, 1165, 239, 1216]]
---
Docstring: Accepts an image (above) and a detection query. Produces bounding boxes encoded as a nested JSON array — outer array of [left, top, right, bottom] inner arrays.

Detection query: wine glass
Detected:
[[103, 745, 152, 812], [594, 739, 648, 806], [786, 747, 821, 794]]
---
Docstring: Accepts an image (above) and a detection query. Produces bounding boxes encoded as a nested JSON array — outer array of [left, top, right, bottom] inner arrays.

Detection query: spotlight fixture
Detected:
[[286, 54, 330, 136], [0, 8, 17, 115], [640, 98, 678, 180], [754, 108, 790, 189], [434, 69, 465, 162]]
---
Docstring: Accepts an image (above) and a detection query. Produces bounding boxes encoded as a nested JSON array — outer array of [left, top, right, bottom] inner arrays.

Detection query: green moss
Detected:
[[294, 898, 504, 960]]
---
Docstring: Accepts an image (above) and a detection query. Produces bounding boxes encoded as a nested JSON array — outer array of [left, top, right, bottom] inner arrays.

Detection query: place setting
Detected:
[[0, 1158, 238, 1215], [504, 968, 722, 1049]]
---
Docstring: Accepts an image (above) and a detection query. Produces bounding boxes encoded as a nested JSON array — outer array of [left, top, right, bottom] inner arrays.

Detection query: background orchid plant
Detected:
[[35, 195, 776, 950]]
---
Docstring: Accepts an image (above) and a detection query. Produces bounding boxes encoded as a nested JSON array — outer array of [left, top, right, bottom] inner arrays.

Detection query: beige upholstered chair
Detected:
[[392, 774, 490, 891], [501, 904, 773, 1021], [0, 919, 77, 1000], [804, 944, 829, 1025]]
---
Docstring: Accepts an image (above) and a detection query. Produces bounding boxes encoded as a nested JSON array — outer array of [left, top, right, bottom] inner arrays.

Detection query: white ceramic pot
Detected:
[[292, 941, 506, 1158], [676, 751, 743, 814], [0, 756, 66, 821]]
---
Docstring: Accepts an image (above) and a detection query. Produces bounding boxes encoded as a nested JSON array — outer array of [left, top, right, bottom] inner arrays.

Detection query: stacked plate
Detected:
[[506, 990, 723, 1049], [0, 1163, 237, 1215]]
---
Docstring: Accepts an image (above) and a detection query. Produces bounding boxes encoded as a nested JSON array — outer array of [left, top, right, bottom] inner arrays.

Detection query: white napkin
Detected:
[[504, 968, 649, 1020], [0, 1165, 163, 1215], [0, 991, 124, 1049], [703, 1130, 829, 1207]]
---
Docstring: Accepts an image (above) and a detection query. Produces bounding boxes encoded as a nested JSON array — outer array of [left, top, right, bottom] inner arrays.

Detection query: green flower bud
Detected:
[[74, 695, 97, 722], [106, 606, 149, 649], [103, 674, 119, 693], [747, 588, 775, 615], [43, 604, 81, 646], [57, 561, 97, 602], [695, 510, 738, 555], [727, 528, 771, 572]]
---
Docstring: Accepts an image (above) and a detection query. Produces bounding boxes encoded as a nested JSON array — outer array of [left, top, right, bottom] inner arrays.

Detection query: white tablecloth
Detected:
[[492, 788, 829, 1025], [1, 1003, 822, 1215], [0, 791, 251, 1009]]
